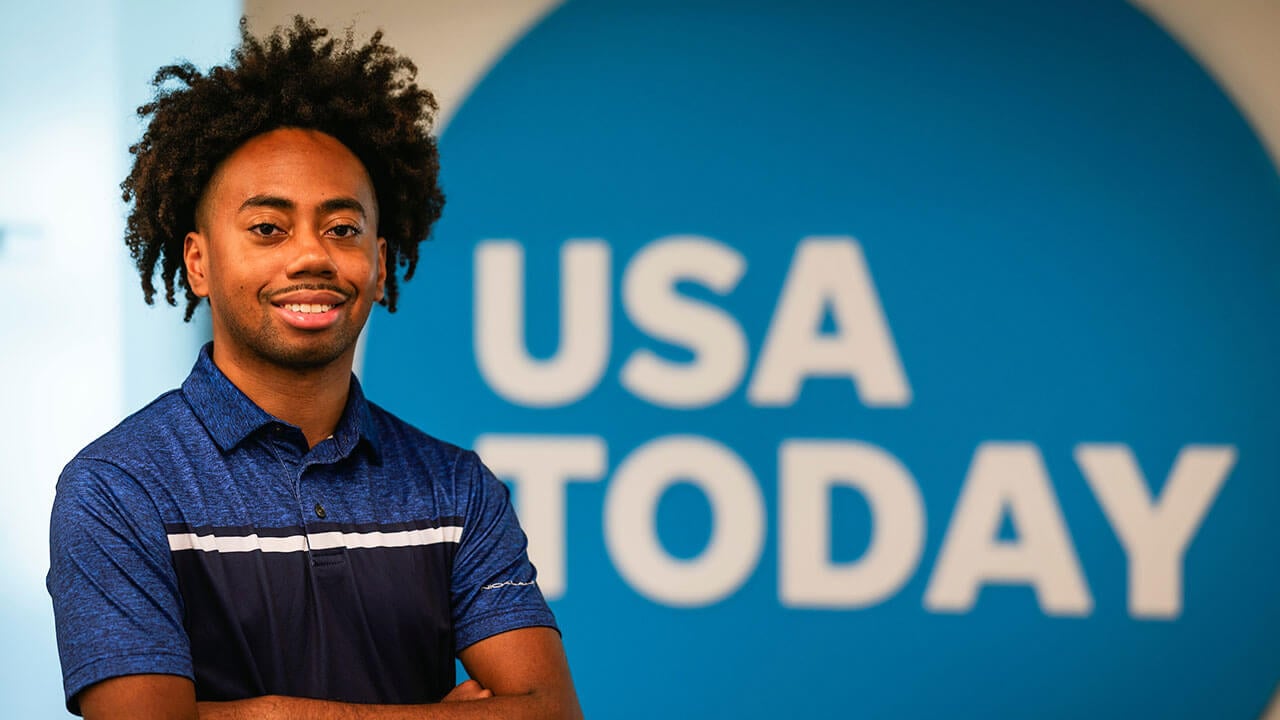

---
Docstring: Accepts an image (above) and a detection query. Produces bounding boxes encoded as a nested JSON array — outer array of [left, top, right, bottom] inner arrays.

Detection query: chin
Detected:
[[266, 342, 354, 370], [247, 330, 359, 371]]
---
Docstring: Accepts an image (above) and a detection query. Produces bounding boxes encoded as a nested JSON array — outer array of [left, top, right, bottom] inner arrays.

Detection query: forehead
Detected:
[[205, 128, 376, 213]]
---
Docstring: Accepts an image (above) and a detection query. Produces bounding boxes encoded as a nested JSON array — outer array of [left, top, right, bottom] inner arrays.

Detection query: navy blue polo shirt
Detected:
[[47, 344, 556, 712]]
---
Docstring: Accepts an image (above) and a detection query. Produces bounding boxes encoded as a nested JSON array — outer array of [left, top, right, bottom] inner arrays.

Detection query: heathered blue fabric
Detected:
[[47, 344, 556, 712]]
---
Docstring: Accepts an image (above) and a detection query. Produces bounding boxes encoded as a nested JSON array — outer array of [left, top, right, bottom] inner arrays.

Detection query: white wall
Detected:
[[0, 2, 236, 716]]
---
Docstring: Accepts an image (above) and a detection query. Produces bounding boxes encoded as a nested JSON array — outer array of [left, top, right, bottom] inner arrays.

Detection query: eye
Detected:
[[249, 223, 285, 237], [328, 224, 363, 239]]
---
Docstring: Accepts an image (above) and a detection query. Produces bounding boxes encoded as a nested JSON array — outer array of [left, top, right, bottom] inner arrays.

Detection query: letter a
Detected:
[[925, 443, 1093, 616], [748, 237, 910, 408]]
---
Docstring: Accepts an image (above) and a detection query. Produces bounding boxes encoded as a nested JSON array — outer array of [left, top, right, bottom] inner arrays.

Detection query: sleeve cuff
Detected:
[[64, 651, 192, 715], [454, 607, 560, 653]]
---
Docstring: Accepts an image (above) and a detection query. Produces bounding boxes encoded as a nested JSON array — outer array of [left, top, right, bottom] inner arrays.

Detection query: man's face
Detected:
[[184, 128, 387, 372]]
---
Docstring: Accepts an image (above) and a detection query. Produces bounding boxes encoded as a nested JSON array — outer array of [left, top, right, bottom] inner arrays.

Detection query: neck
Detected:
[[210, 342, 355, 449]]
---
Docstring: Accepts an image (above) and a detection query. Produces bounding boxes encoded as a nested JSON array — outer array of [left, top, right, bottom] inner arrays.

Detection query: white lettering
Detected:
[[748, 237, 911, 407], [604, 436, 765, 607], [474, 240, 610, 407], [1076, 444, 1235, 619], [779, 440, 925, 608], [620, 236, 748, 408], [925, 443, 1093, 616]]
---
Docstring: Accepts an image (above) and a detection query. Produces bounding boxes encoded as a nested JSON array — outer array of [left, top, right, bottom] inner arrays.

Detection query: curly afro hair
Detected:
[[122, 15, 444, 320]]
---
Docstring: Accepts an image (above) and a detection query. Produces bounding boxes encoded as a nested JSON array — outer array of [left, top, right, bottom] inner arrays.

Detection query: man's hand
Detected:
[[441, 680, 492, 703]]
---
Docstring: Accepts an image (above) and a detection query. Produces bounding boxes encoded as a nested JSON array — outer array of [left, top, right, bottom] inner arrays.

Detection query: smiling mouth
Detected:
[[282, 303, 335, 314]]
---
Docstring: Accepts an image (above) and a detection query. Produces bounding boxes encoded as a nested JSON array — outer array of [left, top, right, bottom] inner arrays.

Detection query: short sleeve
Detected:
[[47, 458, 192, 714], [449, 452, 558, 651]]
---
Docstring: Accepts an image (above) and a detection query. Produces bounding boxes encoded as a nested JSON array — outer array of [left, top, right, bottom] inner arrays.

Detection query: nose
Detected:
[[286, 227, 337, 279]]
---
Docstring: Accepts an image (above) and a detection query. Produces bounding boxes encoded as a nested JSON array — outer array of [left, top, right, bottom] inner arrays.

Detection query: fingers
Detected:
[[442, 678, 493, 702]]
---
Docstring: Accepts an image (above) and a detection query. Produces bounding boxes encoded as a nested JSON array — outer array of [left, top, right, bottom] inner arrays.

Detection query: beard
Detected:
[[211, 293, 370, 372], [238, 320, 358, 370]]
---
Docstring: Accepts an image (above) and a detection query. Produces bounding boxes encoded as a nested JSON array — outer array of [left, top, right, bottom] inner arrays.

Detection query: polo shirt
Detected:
[[47, 344, 556, 713]]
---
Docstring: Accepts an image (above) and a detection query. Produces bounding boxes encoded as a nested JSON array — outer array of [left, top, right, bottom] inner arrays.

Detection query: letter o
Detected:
[[604, 436, 765, 607]]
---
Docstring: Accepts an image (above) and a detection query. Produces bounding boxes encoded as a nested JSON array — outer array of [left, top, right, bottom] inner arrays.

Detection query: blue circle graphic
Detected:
[[367, 0, 1280, 717]]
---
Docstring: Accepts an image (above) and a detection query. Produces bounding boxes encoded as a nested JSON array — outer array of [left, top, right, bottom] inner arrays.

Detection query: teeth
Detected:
[[284, 304, 333, 314]]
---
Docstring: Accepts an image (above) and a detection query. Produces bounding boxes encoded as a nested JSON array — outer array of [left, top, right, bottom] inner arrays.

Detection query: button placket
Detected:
[[303, 445, 330, 524], [299, 455, 332, 530]]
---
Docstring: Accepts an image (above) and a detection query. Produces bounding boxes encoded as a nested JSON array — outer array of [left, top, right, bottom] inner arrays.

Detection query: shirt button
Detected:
[[314, 503, 327, 519]]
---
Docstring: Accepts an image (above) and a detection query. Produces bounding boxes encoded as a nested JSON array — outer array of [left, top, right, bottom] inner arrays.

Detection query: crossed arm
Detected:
[[78, 627, 582, 720]]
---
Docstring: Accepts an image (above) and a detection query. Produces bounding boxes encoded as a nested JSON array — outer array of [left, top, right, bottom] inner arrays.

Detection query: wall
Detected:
[[0, 2, 236, 716]]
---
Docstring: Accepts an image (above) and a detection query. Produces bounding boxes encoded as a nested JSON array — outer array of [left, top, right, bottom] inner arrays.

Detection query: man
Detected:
[[47, 17, 581, 719]]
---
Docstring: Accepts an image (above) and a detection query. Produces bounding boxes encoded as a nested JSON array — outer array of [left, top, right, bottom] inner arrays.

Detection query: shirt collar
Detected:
[[182, 342, 382, 460]]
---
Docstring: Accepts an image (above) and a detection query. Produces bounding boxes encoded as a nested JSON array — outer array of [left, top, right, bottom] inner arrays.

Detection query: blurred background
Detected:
[[2, 0, 1278, 717]]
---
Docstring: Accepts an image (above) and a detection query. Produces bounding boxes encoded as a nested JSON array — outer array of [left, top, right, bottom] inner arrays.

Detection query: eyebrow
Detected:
[[238, 195, 368, 217]]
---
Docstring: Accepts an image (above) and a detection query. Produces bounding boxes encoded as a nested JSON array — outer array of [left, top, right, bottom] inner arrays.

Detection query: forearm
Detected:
[[197, 690, 576, 720]]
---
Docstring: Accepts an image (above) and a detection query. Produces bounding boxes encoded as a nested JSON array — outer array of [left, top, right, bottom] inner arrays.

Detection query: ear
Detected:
[[375, 236, 388, 302], [184, 231, 211, 298]]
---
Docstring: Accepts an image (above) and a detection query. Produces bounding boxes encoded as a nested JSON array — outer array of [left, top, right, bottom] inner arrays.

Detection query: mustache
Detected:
[[264, 284, 352, 301]]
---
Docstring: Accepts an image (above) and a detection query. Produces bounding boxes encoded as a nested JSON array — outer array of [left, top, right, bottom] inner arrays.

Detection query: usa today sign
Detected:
[[468, 235, 1233, 619], [365, 0, 1280, 717]]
